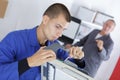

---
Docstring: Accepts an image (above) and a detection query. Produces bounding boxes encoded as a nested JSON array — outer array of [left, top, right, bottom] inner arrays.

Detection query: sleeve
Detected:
[[18, 58, 30, 75], [98, 39, 114, 61], [0, 32, 19, 80], [74, 34, 89, 47], [56, 48, 69, 61], [73, 58, 85, 68], [0, 32, 29, 80]]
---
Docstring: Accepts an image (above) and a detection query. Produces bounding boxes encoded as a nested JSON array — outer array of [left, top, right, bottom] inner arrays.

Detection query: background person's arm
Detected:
[[97, 39, 114, 60]]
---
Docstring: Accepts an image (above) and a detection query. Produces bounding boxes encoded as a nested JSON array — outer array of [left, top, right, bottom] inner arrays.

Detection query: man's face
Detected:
[[43, 14, 69, 41], [102, 20, 115, 35]]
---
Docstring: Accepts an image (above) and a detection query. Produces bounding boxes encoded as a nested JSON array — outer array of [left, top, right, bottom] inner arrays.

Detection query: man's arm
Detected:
[[56, 48, 85, 68], [97, 39, 114, 60], [74, 34, 89, 47], [0, 33, 20, 80]]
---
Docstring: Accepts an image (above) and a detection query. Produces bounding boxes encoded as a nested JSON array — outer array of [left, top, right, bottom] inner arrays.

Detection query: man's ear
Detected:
[[42, 15, 50, 25]]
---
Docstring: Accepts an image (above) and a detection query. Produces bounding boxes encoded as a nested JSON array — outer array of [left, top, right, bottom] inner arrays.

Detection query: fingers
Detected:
[[39, 46, 56, 59], [96, 40, 103, 47], [65, 44, 72, 49], [96, 40, 104, 50], [40, 46, 46, 50], [69, 47, 75, 57], [40, 50, 56, 63], [69, 46, 84, 59], [78, 51, 84, 59], [28, 48, 56, 67], [44, 56, 56, 62], [96, 40, 103, 44], [40, 50, 56, 59]]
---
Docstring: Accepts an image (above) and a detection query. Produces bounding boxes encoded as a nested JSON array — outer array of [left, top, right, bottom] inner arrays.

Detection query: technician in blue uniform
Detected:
[[0, 3, 84, 80]]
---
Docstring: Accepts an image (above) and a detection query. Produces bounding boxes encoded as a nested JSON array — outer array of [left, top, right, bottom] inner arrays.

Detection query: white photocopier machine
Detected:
[[41, 59, 94, 80], [41, 43, 94, 80]]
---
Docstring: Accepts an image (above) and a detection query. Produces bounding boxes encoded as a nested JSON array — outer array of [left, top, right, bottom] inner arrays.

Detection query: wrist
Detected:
[[27, 57, 33, 67], [18, 58, 30, 75], [98, 47, 103, 52]]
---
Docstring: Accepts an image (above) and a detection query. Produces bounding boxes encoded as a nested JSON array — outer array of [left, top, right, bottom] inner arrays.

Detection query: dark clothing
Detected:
[[74, 29, 114, 77]]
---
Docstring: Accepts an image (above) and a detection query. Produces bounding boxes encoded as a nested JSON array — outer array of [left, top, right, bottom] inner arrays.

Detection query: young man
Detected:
[[0, 3, 84, 80], [74, 19, 116, 77]]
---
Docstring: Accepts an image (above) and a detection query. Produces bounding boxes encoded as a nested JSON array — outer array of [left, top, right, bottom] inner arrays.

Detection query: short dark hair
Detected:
[[43, 3, 71, 22]]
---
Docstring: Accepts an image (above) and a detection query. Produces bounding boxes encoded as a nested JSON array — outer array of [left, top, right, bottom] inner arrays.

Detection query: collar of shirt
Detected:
[[95, 33, 102, 39], [28, 26, 57, 47], [29, 26, 40, 47]]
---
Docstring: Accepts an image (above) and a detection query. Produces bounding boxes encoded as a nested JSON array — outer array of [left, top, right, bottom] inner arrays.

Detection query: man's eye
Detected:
[[56, 26, 60, 29]]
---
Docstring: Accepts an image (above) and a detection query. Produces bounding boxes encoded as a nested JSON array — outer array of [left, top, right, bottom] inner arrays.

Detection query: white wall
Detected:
[[71, 0, 120, 80], [0, 0, 73, 40], [0, 0, 119, 80]]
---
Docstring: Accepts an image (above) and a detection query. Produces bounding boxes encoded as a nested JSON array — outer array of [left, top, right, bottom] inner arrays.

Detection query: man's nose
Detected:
[[57, 30, 63, 37]]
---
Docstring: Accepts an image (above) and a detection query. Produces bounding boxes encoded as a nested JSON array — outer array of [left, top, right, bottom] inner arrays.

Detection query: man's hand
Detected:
[[96, 40, 104, 51], [69, 46, 84, 59], [27, 46, 56, 67]]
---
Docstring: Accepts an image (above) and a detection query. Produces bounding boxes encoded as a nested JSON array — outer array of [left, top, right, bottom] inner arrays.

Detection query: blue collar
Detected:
[[29, 26, 40, 47], [28, 26, 57, 47]]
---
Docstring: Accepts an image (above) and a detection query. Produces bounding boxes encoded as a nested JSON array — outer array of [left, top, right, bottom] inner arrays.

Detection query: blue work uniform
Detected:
[[0, 26, 84, 80]]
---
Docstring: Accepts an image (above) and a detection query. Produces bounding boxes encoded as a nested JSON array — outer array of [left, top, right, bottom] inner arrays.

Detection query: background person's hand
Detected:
[[69, 46, 84, 59], [27, 46, 56, 67], [96, 40, 104, 51], [65, 44, 72, 49]]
